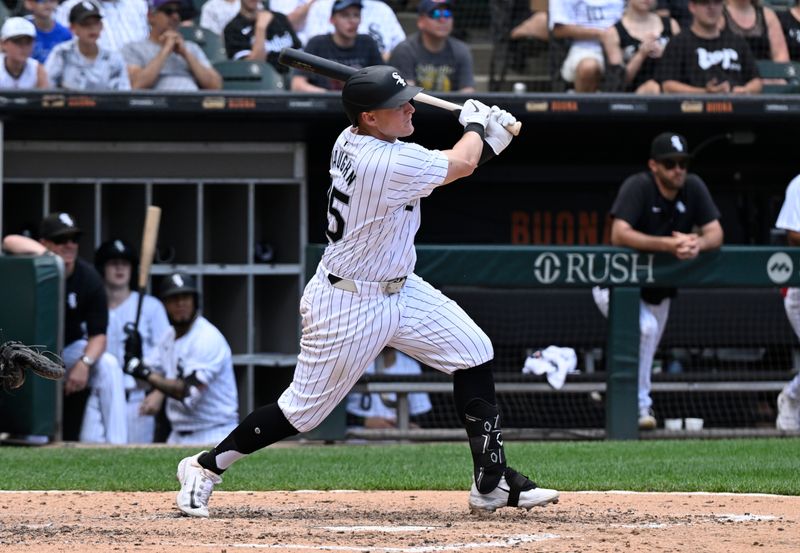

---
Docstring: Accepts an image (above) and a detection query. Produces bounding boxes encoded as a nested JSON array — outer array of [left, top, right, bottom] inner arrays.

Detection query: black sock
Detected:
[[453, 361, 497, 424], [198, 403, 299, 474]]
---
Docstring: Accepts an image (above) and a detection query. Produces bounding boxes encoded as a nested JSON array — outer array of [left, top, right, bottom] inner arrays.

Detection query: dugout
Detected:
[[1, 91, 800, 440]]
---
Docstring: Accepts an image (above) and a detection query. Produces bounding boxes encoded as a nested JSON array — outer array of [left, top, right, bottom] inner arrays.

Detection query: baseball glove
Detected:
[[0, 340, 66, 391]]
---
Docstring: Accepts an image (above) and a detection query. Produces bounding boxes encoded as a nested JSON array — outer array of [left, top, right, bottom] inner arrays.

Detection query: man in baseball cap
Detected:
[[2, 213, 127, 444], [388, 0, 475, 92]]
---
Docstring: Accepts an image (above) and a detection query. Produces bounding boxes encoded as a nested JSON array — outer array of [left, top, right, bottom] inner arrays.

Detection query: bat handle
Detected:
[[506, 121, 521, 137]]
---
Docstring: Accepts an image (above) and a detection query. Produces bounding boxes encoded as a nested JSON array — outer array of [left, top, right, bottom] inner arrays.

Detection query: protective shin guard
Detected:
[[464, 398, 506, 494], [199, 403, 299, 474]]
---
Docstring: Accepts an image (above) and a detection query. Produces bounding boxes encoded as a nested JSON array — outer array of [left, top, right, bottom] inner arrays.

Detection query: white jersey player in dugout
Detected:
[[172, 64, 559, 517]]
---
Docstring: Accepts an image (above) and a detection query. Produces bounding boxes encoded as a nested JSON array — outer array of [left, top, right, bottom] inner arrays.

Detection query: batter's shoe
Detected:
[[638, 408, 657, 430], [468, 467, 559, 513], [176, 451, 222, 518], [776, 389, 800, 431]]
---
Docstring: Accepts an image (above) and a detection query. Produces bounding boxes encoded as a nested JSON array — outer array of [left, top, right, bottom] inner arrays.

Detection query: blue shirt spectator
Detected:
[[25, 0, 72, 63]]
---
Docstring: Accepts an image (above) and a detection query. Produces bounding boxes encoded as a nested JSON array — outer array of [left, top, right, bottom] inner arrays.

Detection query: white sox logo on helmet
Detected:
[[392, 72, 406, 87]]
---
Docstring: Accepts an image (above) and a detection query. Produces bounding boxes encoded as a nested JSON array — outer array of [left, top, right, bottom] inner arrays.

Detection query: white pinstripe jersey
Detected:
[[321, 126, 449, 281]]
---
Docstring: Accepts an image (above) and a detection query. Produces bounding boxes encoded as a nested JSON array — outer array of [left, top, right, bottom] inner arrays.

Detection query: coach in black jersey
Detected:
[[592, 133, 723, 430], [223, 0, 301, 75], [656, 0, 761, 94]]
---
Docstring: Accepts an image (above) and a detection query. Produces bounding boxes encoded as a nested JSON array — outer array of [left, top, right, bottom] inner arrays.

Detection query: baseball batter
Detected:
[[173, 64, 559, 518], [775, 172, 800, 431]]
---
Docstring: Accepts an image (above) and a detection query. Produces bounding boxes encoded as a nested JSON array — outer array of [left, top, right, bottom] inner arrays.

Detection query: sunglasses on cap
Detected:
[[659, 158, 689, 170], [427, 8, 452, 19], [158, 4, 181, 16], [50, 232, 82, 245]]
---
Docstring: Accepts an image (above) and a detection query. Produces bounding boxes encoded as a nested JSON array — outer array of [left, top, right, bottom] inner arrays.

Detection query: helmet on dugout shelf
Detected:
[[341, 65, 422, 125]]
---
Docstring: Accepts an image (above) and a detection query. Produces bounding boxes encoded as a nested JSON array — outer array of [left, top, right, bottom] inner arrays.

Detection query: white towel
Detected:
[[522, 345, 578, 390]]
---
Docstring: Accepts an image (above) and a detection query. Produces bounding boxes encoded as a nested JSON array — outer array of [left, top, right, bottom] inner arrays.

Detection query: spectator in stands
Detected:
[[93, 239, 171, 443], [200, 0, 241, 36], [602, 0, 681, 93], [549, 0, 625, 92], [299, 0, 405, 61], [775, 0, 800, 61], [773, 172, 800, 431], [125, 272, 240, 446], [271, 0, 317, 36], [2, 213, 128, 443], [388, 0, 475, 93], [45, 1, 131, 90], [56, 0, 149, 53], [721, 0, 789, 62], [290, 0, 381, 92], [122, 0, 222, 91], [25, 0, 72, 64], [346, 348, 432, 429], [223, 0, 301, 77], [0, 17, 48, 89], [592, 132, 723, 430], [656, 0, 762, 94], [657, 0, 692, 29]]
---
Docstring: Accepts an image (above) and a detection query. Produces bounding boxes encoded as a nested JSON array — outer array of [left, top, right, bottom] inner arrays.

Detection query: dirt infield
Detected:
[[1, 490, 797, 552]]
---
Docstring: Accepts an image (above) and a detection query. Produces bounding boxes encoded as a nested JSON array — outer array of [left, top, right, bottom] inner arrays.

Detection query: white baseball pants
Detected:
[[62, 339, 127, 444], [782, 288, 800, 399], [592, 287, 671, 411], [278, 265, 494, 433]]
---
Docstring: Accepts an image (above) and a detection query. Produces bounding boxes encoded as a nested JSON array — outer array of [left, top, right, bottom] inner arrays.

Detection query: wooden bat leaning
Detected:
[[133, 206, 161, 332], [278, 48, 521, 136]]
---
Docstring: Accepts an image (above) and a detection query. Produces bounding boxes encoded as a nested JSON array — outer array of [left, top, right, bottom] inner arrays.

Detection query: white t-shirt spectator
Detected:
[[200, 0, 242, 36], [45, 39, 131, 90], [0, 55, 39, 89], [55, 0, 149, 52], [549, 0, 625, 53], [299, 0, 405, 57]]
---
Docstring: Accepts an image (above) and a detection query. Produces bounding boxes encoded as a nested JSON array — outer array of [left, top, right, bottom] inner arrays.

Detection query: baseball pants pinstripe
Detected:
[[278, 265, 494, 433], [782, 288, 800, 398]]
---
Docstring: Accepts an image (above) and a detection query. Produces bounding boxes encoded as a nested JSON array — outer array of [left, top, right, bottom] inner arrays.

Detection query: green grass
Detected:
[[1, 439, 798, 495]]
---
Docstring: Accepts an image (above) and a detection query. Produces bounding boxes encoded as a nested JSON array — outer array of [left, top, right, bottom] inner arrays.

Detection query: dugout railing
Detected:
[[307, 244, 800, 441]]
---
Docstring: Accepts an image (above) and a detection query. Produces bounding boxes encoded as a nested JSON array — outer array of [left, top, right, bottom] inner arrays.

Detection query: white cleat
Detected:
[[776, 390, 800, 431], [638, 408, 657, 431], [468, 467, 559, 513], [176, 451, 222, 518]]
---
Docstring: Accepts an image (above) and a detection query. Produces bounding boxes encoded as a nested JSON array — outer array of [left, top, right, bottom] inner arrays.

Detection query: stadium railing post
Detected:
[[606, 286, 640, 440]]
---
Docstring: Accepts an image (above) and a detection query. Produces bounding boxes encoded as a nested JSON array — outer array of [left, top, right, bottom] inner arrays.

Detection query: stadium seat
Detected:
[[179, 23, 227, 64], [756, 60, 800, 93], [214, 60, 285, 91]]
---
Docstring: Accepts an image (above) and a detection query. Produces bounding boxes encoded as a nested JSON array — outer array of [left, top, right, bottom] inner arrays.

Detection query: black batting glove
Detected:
[[123, 323, 143, 366], [124, 357, 152, 382]]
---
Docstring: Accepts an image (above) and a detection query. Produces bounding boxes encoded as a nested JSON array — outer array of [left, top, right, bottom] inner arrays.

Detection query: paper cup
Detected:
[[664, 418, 683, 431], [684, 417, 704, 431]]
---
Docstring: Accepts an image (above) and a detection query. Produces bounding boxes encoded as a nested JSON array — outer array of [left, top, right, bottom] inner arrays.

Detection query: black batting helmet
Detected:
[[159, 271, 200, 301], [341, 65, 422, 125], [94, 239, 139, 278]]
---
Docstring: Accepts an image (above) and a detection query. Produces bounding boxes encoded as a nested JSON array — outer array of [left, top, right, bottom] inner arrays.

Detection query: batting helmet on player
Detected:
[[160, 271, 200, 301], [341, 65, 422, 125], [94, 239, 139, 286]]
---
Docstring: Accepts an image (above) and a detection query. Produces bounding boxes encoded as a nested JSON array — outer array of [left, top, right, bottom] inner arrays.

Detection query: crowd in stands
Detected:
[[1, 0, 798, 94]]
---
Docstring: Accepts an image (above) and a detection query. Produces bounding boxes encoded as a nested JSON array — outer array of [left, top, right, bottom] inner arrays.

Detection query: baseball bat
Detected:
[[278, 48, 521, 136], [133, 206, 161, 331]]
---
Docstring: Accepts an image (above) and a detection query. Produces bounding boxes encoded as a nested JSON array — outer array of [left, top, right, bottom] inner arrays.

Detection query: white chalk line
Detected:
[[198, 534, 560, 552]]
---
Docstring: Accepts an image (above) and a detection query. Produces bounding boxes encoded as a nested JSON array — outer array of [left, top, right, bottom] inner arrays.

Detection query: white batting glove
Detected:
[[484, 106, 516, 155], [458, 99, 492, 129]]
